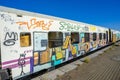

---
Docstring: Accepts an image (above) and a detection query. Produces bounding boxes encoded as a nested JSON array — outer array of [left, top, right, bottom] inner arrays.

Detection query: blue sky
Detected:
[[0, 0, 120, 30]]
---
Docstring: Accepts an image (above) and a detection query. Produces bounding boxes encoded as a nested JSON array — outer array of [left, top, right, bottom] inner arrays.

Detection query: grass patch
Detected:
[[99, 53, 103, 56], [56, 75, 61, 78], [109, 47, 113, 50], [113, 43, 120, 46], [83, 57, 90, 63], [77, 64, 81, 66], [104, 50, 108, 53]]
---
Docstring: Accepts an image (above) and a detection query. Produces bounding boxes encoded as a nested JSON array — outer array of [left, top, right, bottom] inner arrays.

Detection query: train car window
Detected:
[[99, 33, 102, 40], [93, 33, 97, 41], [71, 32, 79, 44], [20, 32, 31, 47], [103, 33, 106, 39], [85, 33, 90, 42], [48, 32, 63, 48]]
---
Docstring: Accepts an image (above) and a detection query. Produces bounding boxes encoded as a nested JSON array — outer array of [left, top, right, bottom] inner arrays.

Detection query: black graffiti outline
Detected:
[[3, 32, 18, 46]]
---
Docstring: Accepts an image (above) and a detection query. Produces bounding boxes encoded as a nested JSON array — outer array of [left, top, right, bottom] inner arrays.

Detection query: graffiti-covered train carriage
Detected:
[[0, 6, 120, 79]]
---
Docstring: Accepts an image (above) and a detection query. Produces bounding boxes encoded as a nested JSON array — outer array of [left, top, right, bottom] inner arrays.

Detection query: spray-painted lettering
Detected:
[[10, 50, 18, 53], [16, 18, 53, 30], [59, 21, 89, 31], [4, 26, 10, 32], [24, 50, 33, 54], [4, 32, 18, 46], [0, 13, 14, 24]]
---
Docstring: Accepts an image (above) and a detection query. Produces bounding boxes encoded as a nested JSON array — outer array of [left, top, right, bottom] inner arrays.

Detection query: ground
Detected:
[[55, 43, 120, 80]]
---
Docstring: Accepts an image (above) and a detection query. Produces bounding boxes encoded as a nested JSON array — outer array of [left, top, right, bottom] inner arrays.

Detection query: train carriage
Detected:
[[0, 6, 120, 79]]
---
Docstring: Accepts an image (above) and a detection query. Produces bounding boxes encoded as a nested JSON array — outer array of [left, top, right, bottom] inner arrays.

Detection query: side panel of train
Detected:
[[0, 11, 120, 79]]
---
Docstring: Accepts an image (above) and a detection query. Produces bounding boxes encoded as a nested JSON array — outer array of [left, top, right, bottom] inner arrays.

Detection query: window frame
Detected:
[[93, 33, 97, 41], [85, 33, 90, 42], [20, 32, 31, 47], [99, 33, 102, 40], [103, 33, 106, 39], [71, 32, 79, 44], [48, 32, 63, 48]]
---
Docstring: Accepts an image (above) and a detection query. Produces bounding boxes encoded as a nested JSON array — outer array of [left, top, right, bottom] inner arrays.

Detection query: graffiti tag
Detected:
[[3, 27, 10, 32], [3, 32, 18, 46], [59, 21, 89, 31], [18, 53, 26, 76], [0, 13, 14, 24], [24, 50, 33, 54], [62, 36, 77, 55], [10, 50, 18, 53], [16, 18, 53, 30]]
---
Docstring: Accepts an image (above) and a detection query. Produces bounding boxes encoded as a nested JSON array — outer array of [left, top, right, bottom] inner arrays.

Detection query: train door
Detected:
[[33, 32, 48, 66], [113, 34, 116, 42], [106, 31, 108, 44], [109, 29, 112, 42], [111, 32, 113, 42]]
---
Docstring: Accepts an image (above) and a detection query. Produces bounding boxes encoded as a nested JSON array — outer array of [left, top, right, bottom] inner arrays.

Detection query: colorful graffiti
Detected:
[[34, 47, 65, 65], [33, 32, 109, 74], [33, 48, 52, 65], [33, 36, 78, 66], [59, 21, 89, 31], [55, 47, 63, 60], [116, 33, 120, 40], [40, 48, 51, 64], [89, 26, 97, 31], [79, 41, 90, 53], [62, 36, 77, 56], [16, 18, 53, 30], [2, 11, 119, 80], [79, 33, 89, 54], [99, 40, 106, 47]]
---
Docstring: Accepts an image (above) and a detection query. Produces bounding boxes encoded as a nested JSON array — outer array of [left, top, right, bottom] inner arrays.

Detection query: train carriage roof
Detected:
[[0, 6, 119, 33]]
